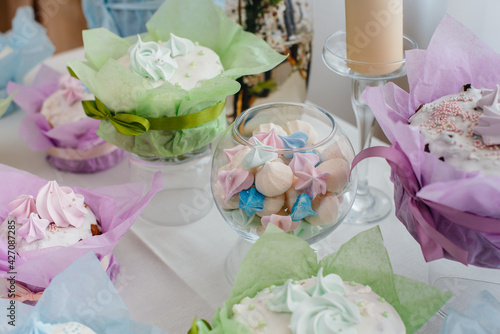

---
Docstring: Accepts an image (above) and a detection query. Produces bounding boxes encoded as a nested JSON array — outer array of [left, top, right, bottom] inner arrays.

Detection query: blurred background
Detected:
[[2, 0, 499, 140]]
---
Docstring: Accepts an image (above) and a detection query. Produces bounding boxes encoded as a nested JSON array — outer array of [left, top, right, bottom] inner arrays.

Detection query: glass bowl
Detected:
[[211, 102, 358, 245]]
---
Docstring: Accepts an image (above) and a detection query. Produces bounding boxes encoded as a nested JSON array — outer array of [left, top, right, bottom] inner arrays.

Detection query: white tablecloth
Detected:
[[2, 48, 497, 334]]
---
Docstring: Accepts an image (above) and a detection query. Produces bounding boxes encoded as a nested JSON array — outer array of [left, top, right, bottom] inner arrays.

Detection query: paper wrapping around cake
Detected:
[[6, 65, 127, 173], [360, 15, 500, 268], [198, 225, 450, 334], [68, 0, 286, 158], [0, 163, 162, 291]]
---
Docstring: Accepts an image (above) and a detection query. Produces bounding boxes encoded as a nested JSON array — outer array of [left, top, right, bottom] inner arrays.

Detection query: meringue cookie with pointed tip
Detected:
[[219, 168, 254, 201], [164, 32, 194, 57], [286, 120, 319, 145], [242, 138, 279, 169], [36, 181, 88, 228], [279, 131, 309, 159], [229, 146, 252, 170], [239, 187, 265, 216], [256, 193, 285, 217], [306, 192, 340, 226], [305, 267, 346, 297], [213, 181, 239, 210], [294, 161, 330, 200], [288, 152, 320, 174], [18, 212, 50, 244], [251, 122, 288, 137], [261, 214, 300, 233], [8, 194, 37, 221], [255, 161, 294, 197], [251, 129, 284, 149], [316, 158, 350, 194], [290, 193, 317, 221], [224, 144, 246, 163]]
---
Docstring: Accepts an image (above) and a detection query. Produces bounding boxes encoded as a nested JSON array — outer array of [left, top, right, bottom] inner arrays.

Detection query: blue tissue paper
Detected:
[[441, 290, 500, 334], [0, 252, 168, 333], [0, 6, 55, 117]]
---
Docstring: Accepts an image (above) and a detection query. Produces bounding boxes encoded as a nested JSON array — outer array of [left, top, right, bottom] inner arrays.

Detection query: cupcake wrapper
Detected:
[[6, 65, 127, 173], [0, 163, 163, 291], [46, 144, 128, 173], [358, 16, 500, 268]]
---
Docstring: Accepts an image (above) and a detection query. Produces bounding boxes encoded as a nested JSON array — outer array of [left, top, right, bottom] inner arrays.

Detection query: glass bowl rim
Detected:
[[231, 102, 340, 154]]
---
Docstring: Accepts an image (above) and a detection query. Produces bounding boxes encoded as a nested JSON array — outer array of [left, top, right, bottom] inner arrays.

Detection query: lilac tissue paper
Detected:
[[0, 163, 162, 294], [360, 15, 500, 268]]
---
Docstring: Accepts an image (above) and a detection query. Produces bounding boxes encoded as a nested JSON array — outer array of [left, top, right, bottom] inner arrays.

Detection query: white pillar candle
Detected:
[[345, 0, 403, 75]]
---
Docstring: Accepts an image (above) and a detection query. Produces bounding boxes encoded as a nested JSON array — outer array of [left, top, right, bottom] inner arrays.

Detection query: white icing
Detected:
[[409, 87, 500, 176], [118, 42, 223, 91], [232, 275, 405, 334], [40, 90, 93, 128], [0, 209, 98, 251]]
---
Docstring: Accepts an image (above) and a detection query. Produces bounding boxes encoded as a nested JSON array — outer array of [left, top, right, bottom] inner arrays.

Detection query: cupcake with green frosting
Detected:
[[68, 0, 286, 158]]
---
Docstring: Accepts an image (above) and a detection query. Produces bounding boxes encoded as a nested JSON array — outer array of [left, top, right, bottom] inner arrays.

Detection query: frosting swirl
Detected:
[[306, 268, 346, 297], [129, 35, 178, 82], [165, 33, 195, 57], [474, 85, 500, 145], [58, 74, 85, 105], [290, 292, 361, 334], [18, 212, 50, 244], [35, 181, 88, 228], [268, 279, 309, 313], [8, 194, 37, 221]]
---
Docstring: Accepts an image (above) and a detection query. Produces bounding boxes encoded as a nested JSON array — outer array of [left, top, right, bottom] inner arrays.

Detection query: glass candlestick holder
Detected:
[[322, 30, 417, 224]]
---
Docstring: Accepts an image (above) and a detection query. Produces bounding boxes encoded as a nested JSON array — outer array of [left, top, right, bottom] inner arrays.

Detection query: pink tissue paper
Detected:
[[0, 163, 162, 295], [6, 65, 127, 173], [358, 15, 500, 268]]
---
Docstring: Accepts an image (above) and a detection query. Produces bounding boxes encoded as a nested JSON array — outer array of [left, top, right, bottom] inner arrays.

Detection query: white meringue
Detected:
[[316, 158, 350, 194], [255, 161, 294, 197], [306, 193, 340, 226], [256, 193, 286, 217]]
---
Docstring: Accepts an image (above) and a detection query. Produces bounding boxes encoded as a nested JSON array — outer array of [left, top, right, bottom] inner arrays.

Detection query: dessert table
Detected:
[[1, 48, 498, 334]]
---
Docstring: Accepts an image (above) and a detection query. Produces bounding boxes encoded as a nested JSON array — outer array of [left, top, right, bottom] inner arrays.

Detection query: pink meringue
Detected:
[[218, 168, 254, 200], [289, 153, 320, 174], [18, 212, 50, 244], [58, 74, 85, 105], [255, 161, 294, 197], [294, 161, 330, 200], [261, 214, 300, 233], [316, 158, 350, 194], [8, 194, 37, 221], [229, 146, 252, 170], [224, 145, 246, 163], [250, 129, 284, 149], [212, 181, 240, 209], [36, 181, 88, 228]]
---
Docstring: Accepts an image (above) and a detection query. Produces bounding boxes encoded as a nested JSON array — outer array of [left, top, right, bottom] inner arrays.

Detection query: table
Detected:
[[1, 48, 496, 334]]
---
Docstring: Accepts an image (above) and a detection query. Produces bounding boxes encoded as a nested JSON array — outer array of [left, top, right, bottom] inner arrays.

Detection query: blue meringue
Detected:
[[279, 131, 309, 159], [290, 193, 317, 221], [239, 187, 265, 216]]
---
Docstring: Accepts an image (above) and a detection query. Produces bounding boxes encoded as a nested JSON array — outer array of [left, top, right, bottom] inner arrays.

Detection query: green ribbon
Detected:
[[82, 98, 226, 136]]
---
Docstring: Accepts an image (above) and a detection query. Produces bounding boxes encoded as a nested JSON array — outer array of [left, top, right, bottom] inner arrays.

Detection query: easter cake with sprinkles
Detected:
[[409, 84, 500, 176]]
